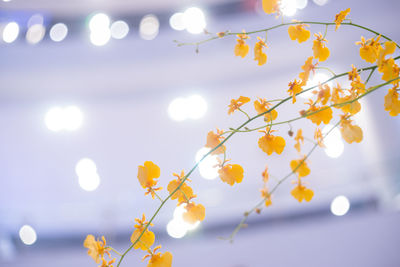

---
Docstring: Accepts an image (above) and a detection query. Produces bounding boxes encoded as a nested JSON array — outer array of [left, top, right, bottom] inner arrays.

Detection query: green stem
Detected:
[[231, 21, 399, 48], [323, 24, 329, 39], [316, 66, 337, 76], [222, 146, 227, 166], [365, 67, 377, 84], [238, 107, 251, 120], [151, 189, 163, 203], [179, 187, 190, 203], [178, 21, 399, 49], [106, 246, 123, 257]]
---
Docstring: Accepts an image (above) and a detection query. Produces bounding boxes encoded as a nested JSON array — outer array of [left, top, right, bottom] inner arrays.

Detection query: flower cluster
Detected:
[[84, 6, 400, 267], [167, 170, 205, 224], [355, 36, 400, 115]]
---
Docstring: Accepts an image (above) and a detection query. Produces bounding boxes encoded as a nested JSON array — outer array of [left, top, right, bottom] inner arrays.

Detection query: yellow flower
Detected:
[[228, 96, 251, 114], [167, 171, 194, 203], [303, 101, 333, 125], [331, 83, 344, 105], [131, 214, 155, 251], [309, 107, 332, 125], [262, 0, 280, 14], [379, 58, 400, 85], [314, 128, 325, 148], [350, 76, 366, 95], [218, 163, 244, 186], [182, 202, 206, 224], [144, 246, 173, 267], [288, 24, 311, 43], [291, 183, 314, 202], [254, 37, 267, 66], [334, 8, 350, 31], [260, 187, 272, 207], [258, 131, 286, 155], [205, 129, 226, 155], [312, 33, 330, 62], [262, 165, 269, 183], [290, 158, 310, 177], [254, 98, 278, 122], [299, 56, 317, 86], [378, 41, 396, 67], [287, 79, 303, 103], [348, 64, 359, 81], [83, 235, 110, 264], [317, 84, 331, 105], [347, 65, 366, 95], [339, 95, 361, 115], [294, 129, 304, 153], [138, 161, 160, 189], [384, 87, 400, 116], [356, 36, 382, 63], [340, 115, 363, 144], [100, 258, 116, 267], [234, 31, 250, 58]]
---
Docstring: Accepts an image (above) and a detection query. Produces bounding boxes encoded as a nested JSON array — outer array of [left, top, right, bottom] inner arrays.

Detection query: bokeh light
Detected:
[[183, 7, 206, 34], [26, 24, 46, 44], [89, 13, 110, 32], [168, 97, 188, 121], [63, 106, 83, 131], [45, 107, 64, 132], [27, 14, 44, 28], [2, 22, 19, 43], [76, 158, 100, 191], [168, 95, 207, 121], [19, 225, 37, 245], [90, 29, 111, 46], [313, 0, 329, 6], [45, 106, 83, 132], [110, 20, 129, 39], [167, 204, 200, 238], [296, 0, 308, 9], [89, 13, 111, 46], [166, 219, 187, 239], [280, 0, 298, 16], [169, 12, 185, 31], [323, 124, 344, 158], [330, 195, 350, 216], [78, 172, 100, 191], [195, 147, 219, 180], [49, 23, 68, 42], [139, 15, 159, 40], [185, 95, 208, 120]]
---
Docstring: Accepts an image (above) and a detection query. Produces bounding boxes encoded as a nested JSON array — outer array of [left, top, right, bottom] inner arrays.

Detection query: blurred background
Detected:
[[1, 0, 400, 266]]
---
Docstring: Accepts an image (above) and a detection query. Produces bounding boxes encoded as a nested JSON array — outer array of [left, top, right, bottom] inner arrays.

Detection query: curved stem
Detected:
[[106, 246, 123, 257], [178, 21, 399, 49], [151, 188, 163, 203], [316, 66, 337, 76], [238, 107, 251, 120]]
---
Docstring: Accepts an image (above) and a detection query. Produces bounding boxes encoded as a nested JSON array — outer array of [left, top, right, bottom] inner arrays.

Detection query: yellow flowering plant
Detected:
[[84, 6, 400, 267]]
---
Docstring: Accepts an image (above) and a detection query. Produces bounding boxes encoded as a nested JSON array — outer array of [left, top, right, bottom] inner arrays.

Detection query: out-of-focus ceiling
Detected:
[[0, 0, 232, 16]]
